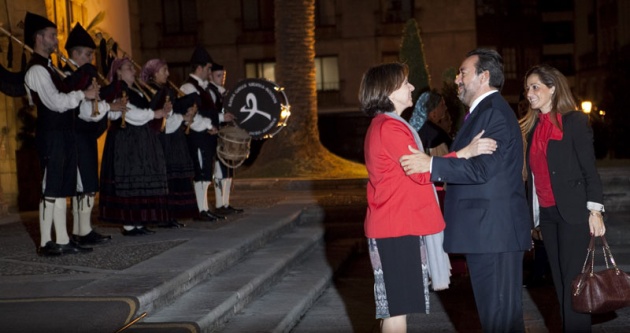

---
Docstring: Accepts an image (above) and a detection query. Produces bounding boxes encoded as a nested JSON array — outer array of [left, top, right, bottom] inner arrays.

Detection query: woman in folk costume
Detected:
[[99, 57, 170, 236], [140, 58, 199, 227]]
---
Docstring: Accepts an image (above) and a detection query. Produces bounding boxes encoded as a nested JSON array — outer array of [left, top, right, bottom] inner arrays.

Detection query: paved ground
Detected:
[[1, 178, 629, 332], [292, 249, 630, 332]]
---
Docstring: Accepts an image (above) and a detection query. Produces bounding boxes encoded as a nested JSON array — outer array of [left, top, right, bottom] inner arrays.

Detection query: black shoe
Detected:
[[194, 211, 217, 222], [58, 241, 93, 254], [214, 207, 233, 216], [224, 206, 244, 214], [122, 228, 144, 236], [38, 241, 62, 256], [206, 210, 227, 220], [74, 231, 112, 245], [159, 220, 186, 228], [139, 227, 156, 235]]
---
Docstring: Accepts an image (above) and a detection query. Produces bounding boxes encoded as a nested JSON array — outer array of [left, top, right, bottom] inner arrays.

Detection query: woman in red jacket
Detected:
[[359, 63, 496, 332]]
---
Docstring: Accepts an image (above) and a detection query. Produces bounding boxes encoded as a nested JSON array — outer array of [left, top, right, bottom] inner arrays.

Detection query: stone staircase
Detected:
[[121, 199, 366, 332]]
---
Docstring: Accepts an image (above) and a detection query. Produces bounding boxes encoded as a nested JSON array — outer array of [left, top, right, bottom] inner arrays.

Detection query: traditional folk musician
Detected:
[[23, 12, 100, 256], [140, 58, 198, 228], [63, 22, 123, 246], [98, 58, 170, 236], [180, 46, 234, 222], [207, 63, 243, 215]]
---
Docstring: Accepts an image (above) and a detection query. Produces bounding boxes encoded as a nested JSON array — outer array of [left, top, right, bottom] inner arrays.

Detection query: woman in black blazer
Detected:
[[521, 64, 606, 333]]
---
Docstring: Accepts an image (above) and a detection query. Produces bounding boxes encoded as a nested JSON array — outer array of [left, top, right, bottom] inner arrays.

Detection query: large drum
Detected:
[[224, 78, 290, 140]]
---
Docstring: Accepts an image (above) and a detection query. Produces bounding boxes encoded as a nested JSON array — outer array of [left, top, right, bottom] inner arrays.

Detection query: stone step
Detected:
[[598, 166, 630, 212], [66, 203, 314, 316], [218, 238, 363, 333], [600, 211, 630, 246], [138, 224, 325, 331]]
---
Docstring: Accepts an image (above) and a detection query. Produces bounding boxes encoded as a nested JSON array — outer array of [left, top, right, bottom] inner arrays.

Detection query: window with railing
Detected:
[[316, 0, 336, 27], [383, 0, 413, 23], [245, 61, 276, 81], [382, 53, 399, 64], [542, 54, 575, 75], [540, 0, 573, 12], [315, 56, 339, 91], [502, 47, 517, 80], [162, 0, 197, 35], [242, 0, 275, 31], [542, 21, 574, 44]]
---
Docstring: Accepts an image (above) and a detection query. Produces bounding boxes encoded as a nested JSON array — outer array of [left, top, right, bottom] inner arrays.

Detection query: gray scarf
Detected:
[[384, 112, 451, 291]]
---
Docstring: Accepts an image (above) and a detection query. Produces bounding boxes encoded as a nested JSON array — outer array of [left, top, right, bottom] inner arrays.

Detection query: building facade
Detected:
[[131, 0, 476, 113], [1, 0, 628, 210]]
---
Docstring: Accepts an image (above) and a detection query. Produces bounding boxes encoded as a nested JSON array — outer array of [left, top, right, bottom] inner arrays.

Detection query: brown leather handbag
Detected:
[[572, 235, 630, 313]]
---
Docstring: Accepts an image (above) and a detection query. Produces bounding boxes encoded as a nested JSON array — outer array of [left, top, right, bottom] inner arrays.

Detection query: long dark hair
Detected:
[[519, 64, 577, 135]]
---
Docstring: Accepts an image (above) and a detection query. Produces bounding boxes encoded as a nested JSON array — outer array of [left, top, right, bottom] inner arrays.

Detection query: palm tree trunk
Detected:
[[239, 0, 366, 178]]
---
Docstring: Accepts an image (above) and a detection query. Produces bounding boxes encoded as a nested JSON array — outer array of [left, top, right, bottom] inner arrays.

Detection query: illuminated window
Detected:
[[245, 61, 276, 81], [315, 56, 339, 91], [245, 56, 340, 91]]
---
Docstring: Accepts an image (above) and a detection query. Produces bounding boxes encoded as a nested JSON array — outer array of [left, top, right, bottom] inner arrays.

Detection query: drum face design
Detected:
[[225, 78, 289, 139]]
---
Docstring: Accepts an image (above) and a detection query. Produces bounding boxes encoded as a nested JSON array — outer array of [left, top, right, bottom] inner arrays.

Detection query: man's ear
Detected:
[[482, 70, 490, 85]]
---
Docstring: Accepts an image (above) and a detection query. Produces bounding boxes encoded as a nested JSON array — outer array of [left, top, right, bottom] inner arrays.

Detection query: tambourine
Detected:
[[224, 78, 290, 140]]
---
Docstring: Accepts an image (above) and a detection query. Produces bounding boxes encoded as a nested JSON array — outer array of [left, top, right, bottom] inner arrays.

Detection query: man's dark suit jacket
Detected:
[[431, 92, 532, 254], [525, 111, 603, 225]]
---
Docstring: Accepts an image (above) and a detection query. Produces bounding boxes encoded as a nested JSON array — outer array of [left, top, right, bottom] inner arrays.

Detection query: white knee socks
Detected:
[[194, 181, 210, 212], [222, 178, 232, 208], [39, 198, 54, 247], [72, 195, 94, 236]]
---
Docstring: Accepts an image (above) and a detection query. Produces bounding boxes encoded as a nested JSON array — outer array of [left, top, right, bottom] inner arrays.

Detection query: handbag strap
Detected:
[[579, 235, 619, 276], [574, 235, 620, 296], [599, 235, 620, 271]]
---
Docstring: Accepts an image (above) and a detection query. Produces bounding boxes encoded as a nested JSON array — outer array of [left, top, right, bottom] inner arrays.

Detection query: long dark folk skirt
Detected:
[[159, 128, 197, 220], [99, 122, 169, 225]]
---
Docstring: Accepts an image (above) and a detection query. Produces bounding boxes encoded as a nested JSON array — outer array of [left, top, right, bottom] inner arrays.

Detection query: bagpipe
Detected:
[[0, 24, 103, 116], [0, 25, 28, 97], [105, 44, 199, 133], [145, 81, 199, 133]]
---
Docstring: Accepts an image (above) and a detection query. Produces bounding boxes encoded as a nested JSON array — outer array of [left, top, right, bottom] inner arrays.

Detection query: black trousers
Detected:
[[466, 251, 525, 333], [540, 205, 592, 333]]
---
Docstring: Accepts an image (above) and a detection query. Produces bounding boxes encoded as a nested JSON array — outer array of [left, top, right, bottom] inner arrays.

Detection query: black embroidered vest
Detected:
[[27, 53, 75, 132]]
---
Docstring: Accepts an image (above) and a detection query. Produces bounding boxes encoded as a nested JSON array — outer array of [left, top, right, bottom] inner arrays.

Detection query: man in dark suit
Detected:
[[400, 48, 531, 332]]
